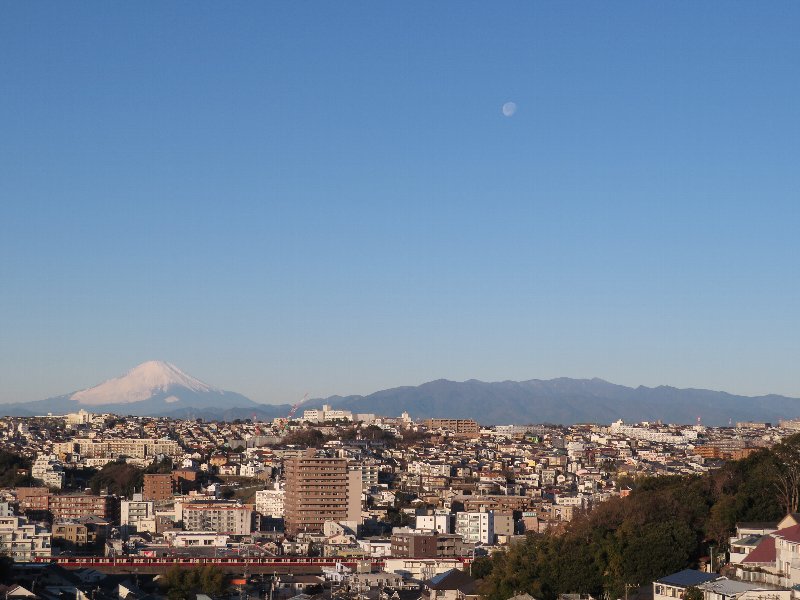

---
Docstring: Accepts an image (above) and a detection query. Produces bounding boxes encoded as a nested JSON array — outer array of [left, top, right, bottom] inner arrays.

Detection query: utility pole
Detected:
[[625, 583, 636, 600]]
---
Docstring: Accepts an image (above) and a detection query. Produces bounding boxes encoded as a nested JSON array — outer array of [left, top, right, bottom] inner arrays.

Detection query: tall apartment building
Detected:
[[423, 419, 479, 436], [0, 515, 52, 561], [455, 511, 495, 545], [284, 451, 362, 535], [143, 473, 173, 501], [178, 501, 252, 536]]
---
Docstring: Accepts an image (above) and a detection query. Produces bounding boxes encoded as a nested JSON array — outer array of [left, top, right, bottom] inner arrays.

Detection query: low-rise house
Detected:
[[653, 570, 721, 600], [698, 578, 790, 600], [421, 568, 478, 600]]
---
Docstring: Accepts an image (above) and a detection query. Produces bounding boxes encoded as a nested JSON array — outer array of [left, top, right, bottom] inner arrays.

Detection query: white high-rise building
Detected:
[[455, 511, 495, 545]]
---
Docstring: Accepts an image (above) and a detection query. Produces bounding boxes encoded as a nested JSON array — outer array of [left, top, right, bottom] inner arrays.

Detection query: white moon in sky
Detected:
[[502, 102, 517, 117]]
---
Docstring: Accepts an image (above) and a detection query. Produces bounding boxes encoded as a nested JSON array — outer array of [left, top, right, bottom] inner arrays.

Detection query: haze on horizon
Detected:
[[1, 3, 798, 405]]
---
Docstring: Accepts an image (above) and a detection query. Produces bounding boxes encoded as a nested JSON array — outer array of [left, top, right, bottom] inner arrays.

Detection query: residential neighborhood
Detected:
[[1, 410, 799, 599]]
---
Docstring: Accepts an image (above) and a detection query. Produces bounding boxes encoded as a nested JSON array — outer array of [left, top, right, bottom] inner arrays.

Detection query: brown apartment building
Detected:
[[16, 489, 119, 523], [16, 487, 50, 513], [143, 473, 173, 501], [423, 419, 480, 436], [284, 450, 361, 535], [390, 532, 465, 558], [48, 494, 120, 523]]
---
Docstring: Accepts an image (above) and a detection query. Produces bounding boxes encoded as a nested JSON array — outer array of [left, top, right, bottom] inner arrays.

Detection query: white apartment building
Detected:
[[255, 488, 285, 518], [53, 438, 182, 459], [0, 515, 52, 561], [407, 462, 452, 478], [455, 511, 494, 545], [416, 511, 452, 534], [608, 420, 698, 444], [31, 453, 65, 489], [555, 494, 589, 509], [65, 409, 94, 425], [179, 502, 252, 536], [240, 463, 263, 478], [121, 495, 155, 530], [302, 405, 354, 423]]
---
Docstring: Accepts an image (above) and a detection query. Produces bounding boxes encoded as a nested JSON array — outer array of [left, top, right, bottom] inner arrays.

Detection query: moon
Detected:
[[502, 101, 517, 117]]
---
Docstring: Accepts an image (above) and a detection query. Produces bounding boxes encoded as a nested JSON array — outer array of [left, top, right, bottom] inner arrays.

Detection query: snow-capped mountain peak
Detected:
[[70, 360, 217, 405]]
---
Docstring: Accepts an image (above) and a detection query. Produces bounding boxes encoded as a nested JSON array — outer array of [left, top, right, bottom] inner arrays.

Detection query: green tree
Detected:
[[771, 434, 800, 514], [684, 587, 704, 600], [0, 450, 34, 487], [89, 462, 144, 496], [161, 565, 227, 599], [470, 555, 494, 579], [145, 457, 174, 474], [280, 428, 329, 448]]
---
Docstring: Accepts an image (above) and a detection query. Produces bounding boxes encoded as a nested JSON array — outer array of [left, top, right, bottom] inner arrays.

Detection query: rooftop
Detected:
[[656, 570, 720, 587]]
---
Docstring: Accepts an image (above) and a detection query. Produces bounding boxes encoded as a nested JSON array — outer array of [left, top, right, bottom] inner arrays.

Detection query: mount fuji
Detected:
[[0, 361, 278, 418]]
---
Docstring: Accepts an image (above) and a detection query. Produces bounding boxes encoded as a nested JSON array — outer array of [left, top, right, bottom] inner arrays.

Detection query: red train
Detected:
[[34, 556, 472, 568]]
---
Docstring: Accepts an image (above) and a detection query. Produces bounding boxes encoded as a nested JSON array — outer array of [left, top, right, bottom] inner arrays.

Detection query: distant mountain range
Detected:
[[316, 378, 800, 426], [2, 361, 800, 426]]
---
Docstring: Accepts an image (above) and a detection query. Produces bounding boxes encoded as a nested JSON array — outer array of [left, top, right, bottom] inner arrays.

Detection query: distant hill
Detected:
[[313, 378, 800, 426], [3, 366, 799, 426]]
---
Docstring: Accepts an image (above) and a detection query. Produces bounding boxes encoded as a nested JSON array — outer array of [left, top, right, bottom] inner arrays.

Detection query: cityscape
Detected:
[[2, 2, 799, 600], [3, 389, 800, 599]]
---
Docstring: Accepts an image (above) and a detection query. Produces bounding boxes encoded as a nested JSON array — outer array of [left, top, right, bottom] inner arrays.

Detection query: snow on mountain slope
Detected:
[[71, 361, 216, 405]]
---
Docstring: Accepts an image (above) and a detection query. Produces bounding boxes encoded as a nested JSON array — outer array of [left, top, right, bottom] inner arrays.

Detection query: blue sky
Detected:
[[1, 3, 799, 404]]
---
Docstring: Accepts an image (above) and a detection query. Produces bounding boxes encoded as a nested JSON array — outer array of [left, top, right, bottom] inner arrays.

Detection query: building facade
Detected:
[[255, 488, 286, 518], [143, 473, 173, 501], [0, 515, 51, 561], [49, 494, 120, 523], [455, 511, 494, 545], [179, 501, 253, 536], [423, 419, 479, 436], [284, 451, 361, 535]]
